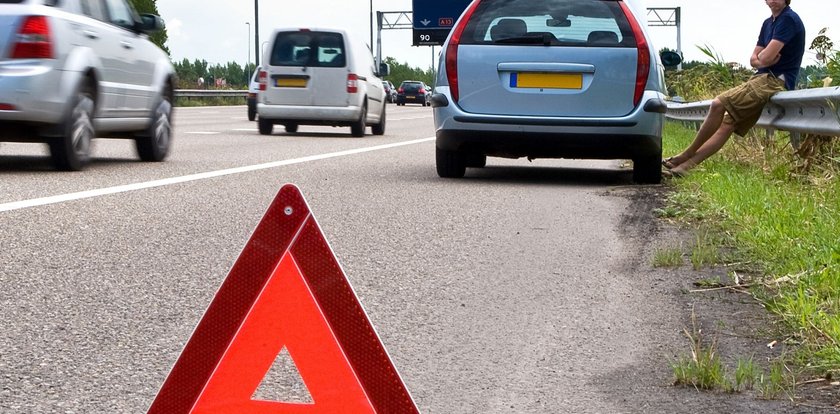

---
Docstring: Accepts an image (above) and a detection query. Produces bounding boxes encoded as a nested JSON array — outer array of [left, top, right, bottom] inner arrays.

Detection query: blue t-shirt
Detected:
[[756, 6, 805, 90]]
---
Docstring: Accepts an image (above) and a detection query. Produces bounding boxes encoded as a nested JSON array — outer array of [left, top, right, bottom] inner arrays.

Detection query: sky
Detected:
[[155, 0, 836, 71]]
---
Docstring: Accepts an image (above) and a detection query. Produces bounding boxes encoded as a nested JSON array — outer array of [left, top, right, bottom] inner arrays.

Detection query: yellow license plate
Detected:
[[275, 78, 307, 88], [511, 72, 582, 89]]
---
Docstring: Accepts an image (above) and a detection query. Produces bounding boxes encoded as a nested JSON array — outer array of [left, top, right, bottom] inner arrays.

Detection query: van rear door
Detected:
[[264, 30, 348, 107]]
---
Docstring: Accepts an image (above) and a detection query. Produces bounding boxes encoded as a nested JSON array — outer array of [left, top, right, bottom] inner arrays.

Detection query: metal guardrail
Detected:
[[174, 89, 248, 98], [665, 86, 840, 137]]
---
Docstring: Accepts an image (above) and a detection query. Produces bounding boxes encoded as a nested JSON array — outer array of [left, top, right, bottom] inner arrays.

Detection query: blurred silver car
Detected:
[[247, 67, 260, 121], [432, 0, 678, 183], [0, 0, 176, 170]]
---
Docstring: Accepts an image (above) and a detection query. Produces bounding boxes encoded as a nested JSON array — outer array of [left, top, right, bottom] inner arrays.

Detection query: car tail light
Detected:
[[445, 0, 482, 103], [397, 87, 404, 94], [258, 69, 267, 91], [0, 104, 17, 111], [619, 1, 650, 107], [418, 88, 426, 94], [11, 15, 54, 59], [347, 73, 358, 93]]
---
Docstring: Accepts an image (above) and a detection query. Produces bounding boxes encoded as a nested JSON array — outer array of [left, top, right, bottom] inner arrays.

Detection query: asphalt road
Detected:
[[0, 105, 821, 413]]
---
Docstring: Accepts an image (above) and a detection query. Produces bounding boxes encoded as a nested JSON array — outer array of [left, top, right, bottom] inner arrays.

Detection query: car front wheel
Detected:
[[135, 96, 172, 162], [350, 103, 367, 137], [247, 101, 256, 121], [371, 103, 385, 136]]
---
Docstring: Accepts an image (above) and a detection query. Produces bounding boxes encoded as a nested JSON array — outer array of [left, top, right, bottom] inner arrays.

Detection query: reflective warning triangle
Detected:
[[147, 184, 419, 414]]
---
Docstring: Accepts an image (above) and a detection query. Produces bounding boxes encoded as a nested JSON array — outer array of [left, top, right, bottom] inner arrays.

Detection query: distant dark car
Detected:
[[382, 80, 397, 103], [396, 81, 431, 106]]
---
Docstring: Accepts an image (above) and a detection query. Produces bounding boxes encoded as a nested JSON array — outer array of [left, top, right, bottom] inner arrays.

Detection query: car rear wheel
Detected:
[[350, 103, 367, 137], [465, 152, 487, 168], [135, 95, 172, 162], [284, 124, 298, 133], [258, 117, 273, 135], [436, 147, 467, 178], [50, 85, 95, 171], [633, 155, 662, 184], [371, 104, 386, 136]]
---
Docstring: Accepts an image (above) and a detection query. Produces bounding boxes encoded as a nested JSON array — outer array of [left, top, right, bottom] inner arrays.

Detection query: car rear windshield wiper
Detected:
[[493, 33, 558, 46]]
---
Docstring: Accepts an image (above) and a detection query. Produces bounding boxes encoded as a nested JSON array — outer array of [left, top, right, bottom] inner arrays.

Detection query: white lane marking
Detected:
[[0, 137, 435, 213], [185, 131, 222, 135], [231, 128, 258, 132]]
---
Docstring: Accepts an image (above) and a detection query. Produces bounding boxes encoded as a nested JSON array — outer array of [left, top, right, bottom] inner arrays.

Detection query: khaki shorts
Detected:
[[719, 73, 785, 136]]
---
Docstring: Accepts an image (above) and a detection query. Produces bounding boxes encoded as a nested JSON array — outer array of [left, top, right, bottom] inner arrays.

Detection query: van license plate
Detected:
[[511, 72, 582, 89], [276, 78, 307, 88]]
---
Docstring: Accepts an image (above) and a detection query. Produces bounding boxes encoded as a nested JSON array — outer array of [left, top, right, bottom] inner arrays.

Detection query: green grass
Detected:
[[661, 121, 840, 381], [653, 247, 684, 267]]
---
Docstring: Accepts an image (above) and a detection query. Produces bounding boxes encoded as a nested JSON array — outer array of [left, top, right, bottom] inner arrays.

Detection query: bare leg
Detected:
[[667, 98, 728, 167], [670, 121, 736, 174]]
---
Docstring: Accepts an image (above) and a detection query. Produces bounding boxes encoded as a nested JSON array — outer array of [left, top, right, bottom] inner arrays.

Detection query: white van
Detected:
[[257, 28, 389, 137]]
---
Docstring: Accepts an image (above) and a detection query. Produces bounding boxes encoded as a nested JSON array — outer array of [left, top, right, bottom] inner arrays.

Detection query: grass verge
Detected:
[[661, 121, 840, 386]]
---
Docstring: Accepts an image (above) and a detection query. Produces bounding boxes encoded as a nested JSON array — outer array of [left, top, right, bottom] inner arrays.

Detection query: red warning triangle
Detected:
[[147, 184, 418, 414]]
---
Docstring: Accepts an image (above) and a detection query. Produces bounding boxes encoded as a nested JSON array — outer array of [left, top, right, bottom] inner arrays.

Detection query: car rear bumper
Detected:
[[436, 129, 661, 160], [0, 63, 72, 127], [257, 104, 362, 123], [433, 90, 664, 159]]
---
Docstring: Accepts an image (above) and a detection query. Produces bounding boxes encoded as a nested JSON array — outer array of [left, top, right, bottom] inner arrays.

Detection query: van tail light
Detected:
[[347, 73, 359, 93], [11, 15, 54, 59], [258, 69, 267, 91], [619, 1, 650, 107], [445, 0, 482, 103]]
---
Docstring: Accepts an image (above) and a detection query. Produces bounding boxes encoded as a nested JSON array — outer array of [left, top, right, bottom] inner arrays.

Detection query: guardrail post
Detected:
[[790, 132, 801, 150]]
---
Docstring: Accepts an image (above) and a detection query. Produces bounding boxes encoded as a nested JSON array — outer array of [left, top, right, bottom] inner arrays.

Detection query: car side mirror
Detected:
[[660, 50, 683, 68], [138, 14, 164, 34], [378, 62, 390, 77]]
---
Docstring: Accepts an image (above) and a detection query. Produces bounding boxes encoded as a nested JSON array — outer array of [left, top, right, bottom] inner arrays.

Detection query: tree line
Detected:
[[171, 57, 436, 90]]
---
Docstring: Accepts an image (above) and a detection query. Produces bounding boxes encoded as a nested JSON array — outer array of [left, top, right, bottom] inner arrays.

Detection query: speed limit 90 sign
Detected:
[[413, 29, 449, 46]]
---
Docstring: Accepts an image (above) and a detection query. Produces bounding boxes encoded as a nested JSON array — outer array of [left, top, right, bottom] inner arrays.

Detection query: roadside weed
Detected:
[[734, 357, 759, 392], [690, 231, 719, 270], [756, 360, 792, 400], [653, 247, 684, 267], [671, 311, 727, 390]]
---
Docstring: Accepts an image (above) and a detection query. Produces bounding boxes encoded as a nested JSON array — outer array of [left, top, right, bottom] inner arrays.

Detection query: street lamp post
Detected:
[[246, 22, 251, 84], [254, 0, 260, 66]]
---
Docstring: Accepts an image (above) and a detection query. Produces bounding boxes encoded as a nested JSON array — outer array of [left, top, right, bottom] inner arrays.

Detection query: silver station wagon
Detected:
[[432, 0, 678, 183]]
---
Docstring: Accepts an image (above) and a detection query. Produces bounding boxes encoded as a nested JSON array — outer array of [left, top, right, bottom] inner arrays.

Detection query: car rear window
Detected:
[[269, 31, 346, 68], [401, 82, 423, 92], [460, 0, 635, 47]]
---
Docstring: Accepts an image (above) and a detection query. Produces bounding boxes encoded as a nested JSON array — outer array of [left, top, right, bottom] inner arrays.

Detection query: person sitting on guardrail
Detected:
[[662, 0, 805, 178]]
